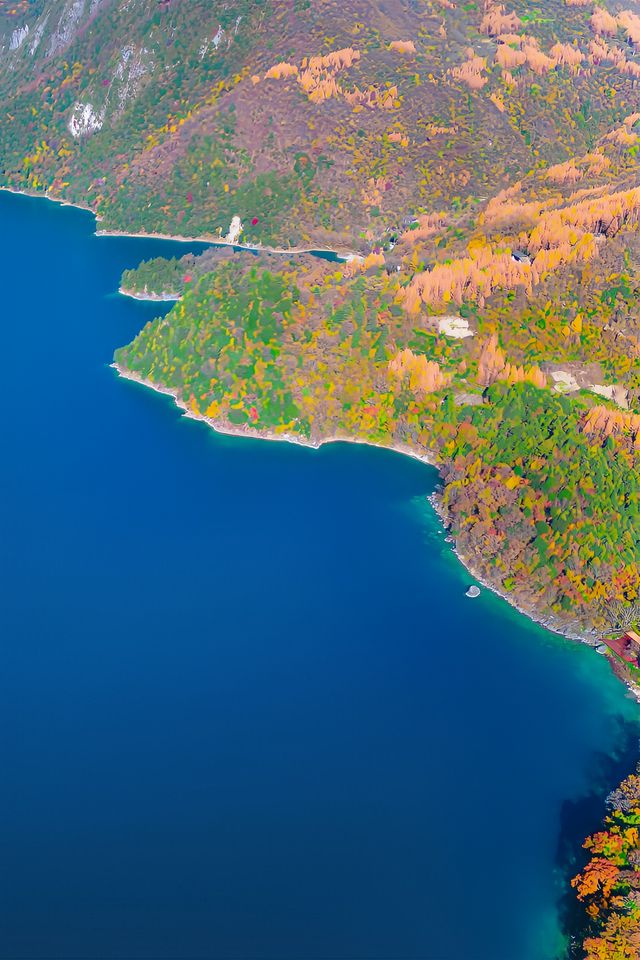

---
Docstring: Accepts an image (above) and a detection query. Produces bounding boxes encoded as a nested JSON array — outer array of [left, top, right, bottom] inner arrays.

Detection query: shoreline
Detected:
[[112, 362, 640, 699], [5, 183, 639, 700], [99, 226, 354, 260], [0, 184, 354, 261], [428, 494, 599, 644], [111, 361, 436, 468], [119, 285, 180, 302], [0, 183, 96, 215]]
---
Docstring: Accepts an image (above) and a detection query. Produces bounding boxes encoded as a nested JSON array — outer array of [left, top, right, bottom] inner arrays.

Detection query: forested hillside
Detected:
[[573, 764, 640, 959], [3, 0, 640, 248], [5, 0, 640, 647]]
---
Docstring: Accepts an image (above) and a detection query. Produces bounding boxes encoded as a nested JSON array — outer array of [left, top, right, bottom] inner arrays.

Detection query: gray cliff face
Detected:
[[0, 0, 130, 66], [0, 0, 157, 135], [0, 0, 228, 137], [0, 0, 85, 62], [45, 0, 87, 57], [9, 23, 29, 51]]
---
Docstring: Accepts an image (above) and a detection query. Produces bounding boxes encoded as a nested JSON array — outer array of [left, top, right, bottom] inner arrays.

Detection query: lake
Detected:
[[0, 188, 637, 960]]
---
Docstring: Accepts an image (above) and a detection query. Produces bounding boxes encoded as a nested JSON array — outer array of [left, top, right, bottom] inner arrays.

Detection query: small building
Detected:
[[606, 633, 640, 664], [624, 629, 640, 648]]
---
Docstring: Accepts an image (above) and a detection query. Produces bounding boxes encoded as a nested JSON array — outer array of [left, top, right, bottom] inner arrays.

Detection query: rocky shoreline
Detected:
[[111, 362, 437, 467], [112, 360, 640, 704], [118, 285, 180, 302], [427, 496, 640, 703]]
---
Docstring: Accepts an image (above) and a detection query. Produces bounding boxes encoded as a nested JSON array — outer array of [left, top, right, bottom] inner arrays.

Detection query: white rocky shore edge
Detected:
[[119, 286, 180, 302]]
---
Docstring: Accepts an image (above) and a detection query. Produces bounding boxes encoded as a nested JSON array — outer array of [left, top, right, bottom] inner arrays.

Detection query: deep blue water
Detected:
[[1, 189, 638, 960]]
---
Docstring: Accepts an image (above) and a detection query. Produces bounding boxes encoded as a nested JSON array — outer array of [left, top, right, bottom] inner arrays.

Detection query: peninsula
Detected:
[[4, 1, 640, 954], [3, 0, 640, 663]]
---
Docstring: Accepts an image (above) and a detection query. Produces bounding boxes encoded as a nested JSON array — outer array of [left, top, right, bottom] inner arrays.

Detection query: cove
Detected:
[[0, 188, 638, 960]]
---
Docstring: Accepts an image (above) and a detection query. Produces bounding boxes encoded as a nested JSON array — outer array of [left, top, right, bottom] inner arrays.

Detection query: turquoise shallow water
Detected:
[[0, 189, 638, 960]]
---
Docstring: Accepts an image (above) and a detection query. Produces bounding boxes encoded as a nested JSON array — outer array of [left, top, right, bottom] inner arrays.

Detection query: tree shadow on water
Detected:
[[554, 720, 640, 958]]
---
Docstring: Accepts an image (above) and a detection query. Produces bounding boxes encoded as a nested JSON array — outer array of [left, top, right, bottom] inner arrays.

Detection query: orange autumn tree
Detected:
[[449, 52, 488, 89], [591, 7, 619, 36], [398, 213, 445, 245], [342, 252, 385, 277], [582, 406, 640, 447], [477, 334, 507, 386], [388, 349, 449, 394], [544, 152, 611, 184], [573, 858, 621, 903], [588, 36, 640, 77], [476, 336, 546, 388], [572, 764, 640, 960], [494, 35, 577, 76], [480, 3, 522, 35], [521, 38, 558, 74], [402, 181, 640, 314], [402, 243, 534, 310], [500, 362, 547, 388], [528, 187, 640, 252], [264, 61, 299, 80], [389, 40, 416, 54], [495, 40, 526, 70], [261, 47, 398, 110], [617, 9, 640, 45], [550, 41, 584, 68]]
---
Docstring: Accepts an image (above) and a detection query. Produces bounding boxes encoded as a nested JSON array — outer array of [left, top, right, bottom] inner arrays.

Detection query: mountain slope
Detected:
[[3, 0, 640, 248], [6, 0, 640, 651]]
